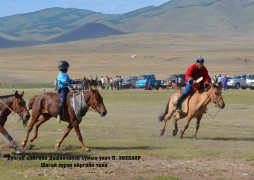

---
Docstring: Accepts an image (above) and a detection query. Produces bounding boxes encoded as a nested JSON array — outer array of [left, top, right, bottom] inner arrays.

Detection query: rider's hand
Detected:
[[75, 79, 81, 84], [204, 83, 210, 88]]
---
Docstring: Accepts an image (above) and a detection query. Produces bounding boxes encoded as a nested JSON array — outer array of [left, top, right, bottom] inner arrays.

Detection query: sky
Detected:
[[0, 0, 170, 17]]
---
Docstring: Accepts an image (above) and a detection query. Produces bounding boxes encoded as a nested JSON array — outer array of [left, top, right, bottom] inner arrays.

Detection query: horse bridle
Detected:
[[207, 88, 223, 108], [12, 99, 28, 117]]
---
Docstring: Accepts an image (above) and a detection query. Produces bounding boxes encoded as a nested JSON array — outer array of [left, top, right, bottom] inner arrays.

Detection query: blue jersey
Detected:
[[57, 72, 75, 89]]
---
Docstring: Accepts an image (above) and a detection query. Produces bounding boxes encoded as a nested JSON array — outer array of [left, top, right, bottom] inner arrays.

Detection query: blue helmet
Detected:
[[58, 60, 69, 70], [196, 57, 204, 63]]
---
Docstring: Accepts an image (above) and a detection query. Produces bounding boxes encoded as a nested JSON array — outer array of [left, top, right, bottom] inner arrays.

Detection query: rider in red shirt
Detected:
[[174, 56, 211, 110]]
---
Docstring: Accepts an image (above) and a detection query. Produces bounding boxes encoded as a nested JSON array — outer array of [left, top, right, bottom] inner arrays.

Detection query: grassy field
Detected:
[[0, 33, 254, 179], [0, 88, 253, 179]]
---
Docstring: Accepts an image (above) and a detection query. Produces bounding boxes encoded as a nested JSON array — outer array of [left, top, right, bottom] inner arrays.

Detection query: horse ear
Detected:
[[20, 91, 24, 97], [15, 90, 18, 97]]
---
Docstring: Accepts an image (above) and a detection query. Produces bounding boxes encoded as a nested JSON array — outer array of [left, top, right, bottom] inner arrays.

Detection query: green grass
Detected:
[[0, 83, 54, 89], [0, 88, 254, 179]]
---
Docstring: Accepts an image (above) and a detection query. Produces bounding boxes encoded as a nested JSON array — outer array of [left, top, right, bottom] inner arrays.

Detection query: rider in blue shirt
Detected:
[[56, 60, 75, 122]]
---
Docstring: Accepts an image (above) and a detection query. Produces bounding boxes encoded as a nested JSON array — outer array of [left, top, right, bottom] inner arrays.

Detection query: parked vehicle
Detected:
[[250, 82, 254, 90], [246, 74, 254, 88], [121, 76, 138, 89], [136, 74, 156, 88], [227, 74, 248, 89]]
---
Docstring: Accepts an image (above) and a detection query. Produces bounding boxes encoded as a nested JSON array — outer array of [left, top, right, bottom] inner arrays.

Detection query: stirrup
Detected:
[[56, 115, 61, 123]]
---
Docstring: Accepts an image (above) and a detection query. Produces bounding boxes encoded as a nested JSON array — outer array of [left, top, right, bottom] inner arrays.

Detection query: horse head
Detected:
[[209, 83, 225, 109], [86, 81, 107, 117], [14, 91, 30, 125]]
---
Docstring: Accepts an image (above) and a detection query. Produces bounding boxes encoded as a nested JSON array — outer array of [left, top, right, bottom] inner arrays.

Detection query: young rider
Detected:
[[56, 60, 76, 122]]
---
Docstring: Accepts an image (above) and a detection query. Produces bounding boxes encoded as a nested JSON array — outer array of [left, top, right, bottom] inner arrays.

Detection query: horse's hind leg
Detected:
[[55, 123, 73, 149], [30, 114, 50, 143], [160, 108, 175, 136]]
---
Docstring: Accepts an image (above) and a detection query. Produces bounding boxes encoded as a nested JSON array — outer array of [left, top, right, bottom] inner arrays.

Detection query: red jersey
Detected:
[[185, 64, 211, 86]]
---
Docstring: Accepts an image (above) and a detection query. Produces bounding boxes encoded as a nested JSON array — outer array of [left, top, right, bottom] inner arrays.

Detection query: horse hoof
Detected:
[[83, 147, 91, 152], [15, 148, 22, 154], [173, 129, 178, 136], [28, 144, 35, 150], [55, 143, 60, 150], [160, 129, 165, 136], [21, 142, 26, 148]]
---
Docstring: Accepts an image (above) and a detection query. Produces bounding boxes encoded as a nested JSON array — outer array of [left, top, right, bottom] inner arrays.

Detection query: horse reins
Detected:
[[0, 98, 26, 117], [205, 88, 223, 117]]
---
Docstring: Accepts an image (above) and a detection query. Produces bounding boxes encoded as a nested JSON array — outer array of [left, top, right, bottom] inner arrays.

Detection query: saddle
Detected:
[[179, 96, 190, 113]]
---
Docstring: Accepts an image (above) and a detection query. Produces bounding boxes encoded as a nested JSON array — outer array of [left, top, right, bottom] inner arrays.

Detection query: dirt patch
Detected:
[[13, 156, 254, 180]]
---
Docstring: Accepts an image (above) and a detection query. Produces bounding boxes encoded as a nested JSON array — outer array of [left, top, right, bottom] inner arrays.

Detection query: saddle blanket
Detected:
[[70, 91, 89, 122]]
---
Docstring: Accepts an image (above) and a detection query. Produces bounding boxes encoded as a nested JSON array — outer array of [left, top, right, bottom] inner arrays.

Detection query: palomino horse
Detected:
[[0, 91, 30, 153], [159, 83, 225, 139], [21, 83, 107, 151]]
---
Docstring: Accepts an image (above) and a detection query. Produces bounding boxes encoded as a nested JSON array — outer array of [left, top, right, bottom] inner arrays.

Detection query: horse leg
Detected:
[[30, 114, 50, 143], [55, 123, 73, 149], [193, 116, 202, 139], [160, 107, 175, 136], [72, 120, 90, 151], [22, 111, 41, 148], [180, 116, 193, 139], [0, 126, 21, 154]]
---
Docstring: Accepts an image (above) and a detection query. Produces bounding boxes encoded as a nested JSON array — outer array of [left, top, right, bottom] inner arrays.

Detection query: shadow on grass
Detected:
[[1, 145, 166, 158], [176, 136, 254, 141], [89, 146, 165, 150], [201, 137, 254, 142]]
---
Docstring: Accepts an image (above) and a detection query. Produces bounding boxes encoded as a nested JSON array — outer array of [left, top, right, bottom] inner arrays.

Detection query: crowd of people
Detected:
[[82, 75, 124, 90], [212, 74, 228, 90]]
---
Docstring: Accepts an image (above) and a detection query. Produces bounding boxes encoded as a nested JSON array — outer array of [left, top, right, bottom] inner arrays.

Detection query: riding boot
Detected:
[[57, 98, 65, 123], [174, 93, 188, 110]]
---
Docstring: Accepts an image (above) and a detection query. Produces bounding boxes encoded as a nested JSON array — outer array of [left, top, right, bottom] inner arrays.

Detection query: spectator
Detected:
[[106, 75, 110, 89], [217, 74, 223, 87], [110, 77, 113, 90], [119, 76, 122, 89], [222, 75, 228, 90], [178, 77, 183, 89], [101, 76, 105, 89], [166, 80, 171, 90], [213, 74, 218, 84]]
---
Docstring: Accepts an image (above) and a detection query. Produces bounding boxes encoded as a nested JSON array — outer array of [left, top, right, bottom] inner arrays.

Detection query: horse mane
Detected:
[[0, 94, 14, 99]]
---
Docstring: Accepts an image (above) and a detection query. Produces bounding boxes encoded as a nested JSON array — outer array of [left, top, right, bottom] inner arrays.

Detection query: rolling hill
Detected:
[[47, 23, 124, 43], [1, 0, 254, 48]]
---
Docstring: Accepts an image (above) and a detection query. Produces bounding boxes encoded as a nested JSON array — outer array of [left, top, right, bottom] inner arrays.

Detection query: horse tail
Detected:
[[28, 95, 39, 110], [158, 98, 170, 122]]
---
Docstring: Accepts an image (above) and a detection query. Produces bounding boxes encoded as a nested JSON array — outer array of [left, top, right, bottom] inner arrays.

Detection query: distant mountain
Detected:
[[1, 0, 254, 48], [47, 23, 124, 43], [0, 36, 36, 48]]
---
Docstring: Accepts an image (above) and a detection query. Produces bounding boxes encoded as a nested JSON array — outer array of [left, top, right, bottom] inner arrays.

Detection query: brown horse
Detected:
[[159, 83, 225, 139], [0, 91, 30, 153], [21, 84, 107, 151]]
